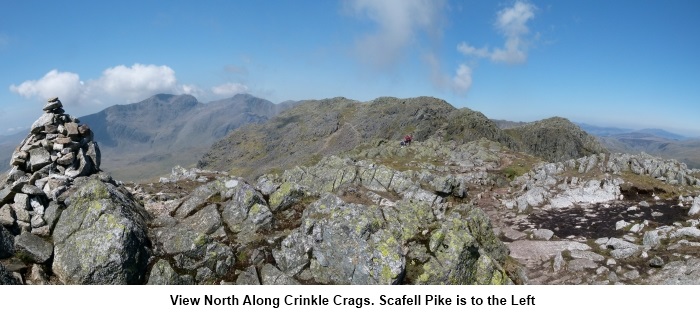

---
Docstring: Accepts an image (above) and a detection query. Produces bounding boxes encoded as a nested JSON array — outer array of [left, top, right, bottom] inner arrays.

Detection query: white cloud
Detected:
[[9, 70, 85, 105], [9, 64, 249, 108], [457, 0, 536, 64], [91, 64, 178, 102], [425, 54, 472, 94], [457, 43, 490, 58], [452, 64, 473, 93], [211, 82, 249, 97], [347, 0, 446, 69]]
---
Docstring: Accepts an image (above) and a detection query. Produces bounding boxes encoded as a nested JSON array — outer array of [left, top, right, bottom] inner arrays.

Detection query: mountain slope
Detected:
[[198, 97, 605, 180], [79, 93, 291, 181], [502, 117, 607, 163]]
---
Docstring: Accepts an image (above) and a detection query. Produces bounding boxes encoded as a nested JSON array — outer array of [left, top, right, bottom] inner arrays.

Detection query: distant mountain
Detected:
[[77, 93, 295, 181], [576, 123, 634, 137], [491, 119, 528, 129], [198, 97, 606, 180], [572, 122, 700, 168], [576, 123, 688, 140]]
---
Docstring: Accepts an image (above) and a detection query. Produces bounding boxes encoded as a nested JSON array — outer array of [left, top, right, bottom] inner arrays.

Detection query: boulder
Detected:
[[13, 232, 53, 264], [52, 178, 151, 284]]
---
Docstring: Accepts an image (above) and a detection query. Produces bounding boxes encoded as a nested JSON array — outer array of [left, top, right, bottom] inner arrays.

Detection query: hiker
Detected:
[[401, 134, 413, 147]]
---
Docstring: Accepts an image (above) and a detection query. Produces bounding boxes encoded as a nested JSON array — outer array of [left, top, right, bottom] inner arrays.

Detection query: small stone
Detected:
[[64, 122, 79, 137], [649, 256, 664, 268], [616, 220, 631, 230], [0, 204, 16, 227], [532, 228, 554, 240], [639, 201, 650, 207], [42, 97, 62, 111]]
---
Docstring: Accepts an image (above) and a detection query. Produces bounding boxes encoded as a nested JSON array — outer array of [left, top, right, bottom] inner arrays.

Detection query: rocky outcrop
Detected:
[[508, 117, 606, 163], [504, 153, 700, 212], [132, 138, 519, 285], [52, 176, 151, 284]]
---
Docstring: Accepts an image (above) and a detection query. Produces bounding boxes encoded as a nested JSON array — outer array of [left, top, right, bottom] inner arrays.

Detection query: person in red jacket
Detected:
[[401, 134, 413, 147]]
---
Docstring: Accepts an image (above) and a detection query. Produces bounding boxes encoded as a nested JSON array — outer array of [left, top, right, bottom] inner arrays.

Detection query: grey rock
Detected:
[[508, 240, 591, 261], [0, 225, 14, 258], [649, 256, 664, 268], [553, 251, 565, 273], [20, 184, 44, 196], [52, 178, 151, 284], [569, 250, 605, 262], [567, 258, 598, 271], [26, 264, 49, 285], [221, 182, 272, 243], [180, 203, 221, 235], [645, 258, 700, 284], [623, 269, 640, 280], [30, 113, 55, 132], [643, 231, 660, 249], [13, 193, 30, 211], [689, 197, 700, 216], [28, 147, 51, 172], [235, 265, 261, 285], [273, 230, 311, 276], [671, 227, 700, 239], [0, 263, 21, 285], [14, 232, 53, 264], [147, 259, 194, 285], [610, 247, 640, 260], [42, 202, 63, 232], [532, 229, 554, 240], [260, 264, 299, 285], [0, 204, 15, 227], [268, 182, 306, 212], [501, 227, 527, 241], [0, 187, 15, 204], [173, 180, 224, 219]]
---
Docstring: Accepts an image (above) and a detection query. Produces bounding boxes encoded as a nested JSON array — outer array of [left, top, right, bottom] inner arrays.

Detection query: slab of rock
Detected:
[[13, 232, 53, 264], [569, 249, 605, 262], [52, 178, 151, 284], [508, 240, 591, 261], [147, 259, 194, 285], [0, 204, 15, 227], [532, 228, 554, 240], [671, 227, 700, 239], [502, 227, 527, 241], [260, 264, 299, 285], [235, 265, 261, 285], [567, 258, 598, 271]]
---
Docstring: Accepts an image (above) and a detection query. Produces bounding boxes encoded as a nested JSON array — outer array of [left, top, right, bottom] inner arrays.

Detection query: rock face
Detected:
[[52, 177, 150, 284], [0, 97, 151, 284]]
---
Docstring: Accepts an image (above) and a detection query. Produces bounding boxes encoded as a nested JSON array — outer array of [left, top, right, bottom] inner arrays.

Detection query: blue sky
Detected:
[[1, 0, 699, 136]]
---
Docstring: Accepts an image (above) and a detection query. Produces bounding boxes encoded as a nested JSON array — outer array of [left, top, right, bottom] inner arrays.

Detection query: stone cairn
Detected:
[[0, 97, 100, 236]]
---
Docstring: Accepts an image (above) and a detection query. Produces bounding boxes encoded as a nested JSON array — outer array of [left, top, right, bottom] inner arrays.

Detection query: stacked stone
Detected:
[[0, 97, 100, 236]]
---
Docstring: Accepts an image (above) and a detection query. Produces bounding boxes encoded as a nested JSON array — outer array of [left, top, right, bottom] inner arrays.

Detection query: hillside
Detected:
[[198, 97, 605, 180], [79, 93, 294, 181], [505, 117, 608, 163]]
